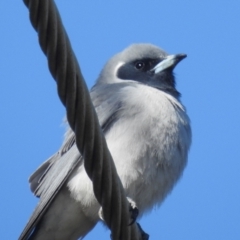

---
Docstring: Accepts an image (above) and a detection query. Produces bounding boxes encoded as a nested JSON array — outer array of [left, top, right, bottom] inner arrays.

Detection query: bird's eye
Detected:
[[135, 61, 145, 70]]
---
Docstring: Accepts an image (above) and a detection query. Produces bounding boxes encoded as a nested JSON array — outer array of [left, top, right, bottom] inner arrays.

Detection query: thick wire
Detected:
[[23, 0, 141, 239]]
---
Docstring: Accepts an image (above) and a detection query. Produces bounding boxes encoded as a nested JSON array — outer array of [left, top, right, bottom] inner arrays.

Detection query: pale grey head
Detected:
[[97, 43, 186, 98]]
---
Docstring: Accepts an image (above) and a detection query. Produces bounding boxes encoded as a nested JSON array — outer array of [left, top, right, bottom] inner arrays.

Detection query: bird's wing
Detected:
[[20, 83, 127, 240], [19, 130, 81, 240]]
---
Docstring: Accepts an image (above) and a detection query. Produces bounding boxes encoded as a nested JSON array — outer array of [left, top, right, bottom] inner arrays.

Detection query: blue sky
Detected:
[[1, 1, 240, 239]]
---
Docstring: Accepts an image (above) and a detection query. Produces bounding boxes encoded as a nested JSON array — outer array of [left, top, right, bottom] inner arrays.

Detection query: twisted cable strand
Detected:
[[23, 0, 141, 239]]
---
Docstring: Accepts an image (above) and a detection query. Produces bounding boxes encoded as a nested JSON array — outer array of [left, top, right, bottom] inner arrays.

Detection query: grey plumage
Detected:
[[19, 43, 191, 240]]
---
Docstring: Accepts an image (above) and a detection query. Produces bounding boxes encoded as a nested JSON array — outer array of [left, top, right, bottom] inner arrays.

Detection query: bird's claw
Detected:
[[98, 207, 104, 221], [127, 197, 139, 225], [98, 197, 139, 225], [127, 198, 150, 239]]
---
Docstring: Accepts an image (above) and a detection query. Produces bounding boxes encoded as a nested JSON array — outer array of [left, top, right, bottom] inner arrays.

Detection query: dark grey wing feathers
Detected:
[[61, 133, 76, 155], [29, 156, 54, 194], [29, 132, 76, 195]]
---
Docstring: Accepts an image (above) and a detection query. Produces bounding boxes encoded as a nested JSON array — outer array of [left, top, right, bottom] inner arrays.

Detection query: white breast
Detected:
[[105, 84, 191, 213]]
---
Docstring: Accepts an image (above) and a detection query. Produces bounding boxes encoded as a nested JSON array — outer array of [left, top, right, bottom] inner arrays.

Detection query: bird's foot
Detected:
[[98, 197, 139, 225], [127, 198, 149, 239], [127, 197, 139, 225]]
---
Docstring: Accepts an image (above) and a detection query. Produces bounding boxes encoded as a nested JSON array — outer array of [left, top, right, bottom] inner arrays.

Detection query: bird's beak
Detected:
[[152, 54, 187, 74]]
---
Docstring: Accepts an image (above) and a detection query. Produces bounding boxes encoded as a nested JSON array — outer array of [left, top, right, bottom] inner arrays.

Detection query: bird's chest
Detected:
[[106, 87, 189, 165], [105, 87, 191, 210]]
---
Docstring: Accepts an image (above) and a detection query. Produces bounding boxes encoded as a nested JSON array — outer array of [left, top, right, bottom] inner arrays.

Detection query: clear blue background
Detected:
[[1, 1, 239, 239]]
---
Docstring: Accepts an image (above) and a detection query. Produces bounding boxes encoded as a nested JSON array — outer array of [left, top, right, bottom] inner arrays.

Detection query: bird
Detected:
[[19, 43, 191, 240]]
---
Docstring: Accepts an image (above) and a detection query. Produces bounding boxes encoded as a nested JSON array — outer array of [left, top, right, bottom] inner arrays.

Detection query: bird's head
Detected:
[[98, 43, 186, 98]]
